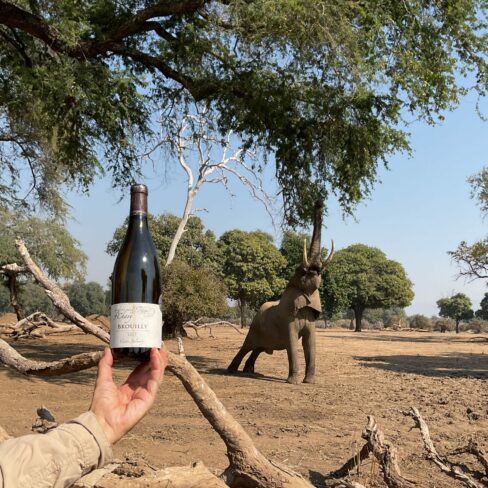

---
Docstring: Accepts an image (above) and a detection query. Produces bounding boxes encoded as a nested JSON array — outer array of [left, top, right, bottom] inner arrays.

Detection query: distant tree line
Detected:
[[2, 206, 486, 335]]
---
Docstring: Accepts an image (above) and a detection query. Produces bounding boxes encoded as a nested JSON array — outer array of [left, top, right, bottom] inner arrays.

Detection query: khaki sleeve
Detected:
[[0, 411, 113, 488]]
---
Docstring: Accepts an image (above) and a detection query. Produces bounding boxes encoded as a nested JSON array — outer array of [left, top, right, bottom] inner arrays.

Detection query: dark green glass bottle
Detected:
[[110, 184, 162, 362]]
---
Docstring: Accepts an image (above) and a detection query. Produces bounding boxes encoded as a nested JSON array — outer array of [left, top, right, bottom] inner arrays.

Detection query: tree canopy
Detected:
[[321, 244, 414, 332], [475, 292, 488, 320], [437, 293, 474, 333], [1, 1, 487, 223], [218, 230, 286, 325], [162, 259, 228, 335], [0, 207, 86, 279]]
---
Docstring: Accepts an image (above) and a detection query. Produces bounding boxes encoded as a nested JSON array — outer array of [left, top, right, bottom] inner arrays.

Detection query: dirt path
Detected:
[[0, 327, 487, 487]]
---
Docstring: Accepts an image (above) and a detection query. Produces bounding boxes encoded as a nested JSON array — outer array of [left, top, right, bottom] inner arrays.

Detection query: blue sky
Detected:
[[67, 92, 488, 316]]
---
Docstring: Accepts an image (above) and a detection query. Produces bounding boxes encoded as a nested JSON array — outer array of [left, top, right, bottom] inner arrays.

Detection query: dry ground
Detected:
[[0, 321, 487, 487]]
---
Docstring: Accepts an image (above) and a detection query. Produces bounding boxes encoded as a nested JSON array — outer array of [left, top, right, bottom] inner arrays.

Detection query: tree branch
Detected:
[[15, 239, 110, 344]]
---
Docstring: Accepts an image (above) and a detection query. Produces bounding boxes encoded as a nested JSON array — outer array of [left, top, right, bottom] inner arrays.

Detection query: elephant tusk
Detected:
[[303, 238, 309, 267], [323, 239, 334, 267]]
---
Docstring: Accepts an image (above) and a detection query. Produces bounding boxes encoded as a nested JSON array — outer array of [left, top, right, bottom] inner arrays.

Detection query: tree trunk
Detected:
[[455, 318, 460, 334], [6, 273, 24, 320], [354, 307, 363, 332]]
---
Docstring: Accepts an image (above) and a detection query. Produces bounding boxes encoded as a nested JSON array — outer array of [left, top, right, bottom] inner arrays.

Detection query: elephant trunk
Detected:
[[309, 200, 323, 267]]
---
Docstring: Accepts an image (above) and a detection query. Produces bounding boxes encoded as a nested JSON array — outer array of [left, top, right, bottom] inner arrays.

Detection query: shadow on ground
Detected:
[[356, 352, 488, 378], [324, 332, 488, 344]]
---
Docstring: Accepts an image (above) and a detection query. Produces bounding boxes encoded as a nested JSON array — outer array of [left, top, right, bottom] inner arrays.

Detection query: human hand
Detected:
[[90, 347, 168, 445]]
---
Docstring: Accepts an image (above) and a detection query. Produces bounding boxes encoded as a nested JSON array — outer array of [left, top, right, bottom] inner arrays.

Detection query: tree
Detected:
[[321, 244, 414, 332], [1, 1, 487, 224], [107, 213, 220, 272], [436, 293, 474, 334], [450, 168, 488, 280], [64, 281, 108, 317], [218, 230, 287, 326], [162, 259, 228, 336], [0, 207, 86, 319], [475, 292, 488, 320], [279, 230, 311, 281], [143, 108, 274, 266]]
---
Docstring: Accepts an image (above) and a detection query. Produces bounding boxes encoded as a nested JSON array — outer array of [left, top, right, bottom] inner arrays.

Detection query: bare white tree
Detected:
[[140, 106, 276, 266]]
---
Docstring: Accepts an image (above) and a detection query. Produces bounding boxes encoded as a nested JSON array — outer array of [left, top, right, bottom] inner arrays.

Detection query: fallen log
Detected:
[[0, 338, 103, 376], [92, 461, 229, 488]]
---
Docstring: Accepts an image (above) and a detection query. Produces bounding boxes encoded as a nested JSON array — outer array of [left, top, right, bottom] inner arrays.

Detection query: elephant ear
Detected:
[[282, 288, 322, 316], [307, 290, 322, 316]]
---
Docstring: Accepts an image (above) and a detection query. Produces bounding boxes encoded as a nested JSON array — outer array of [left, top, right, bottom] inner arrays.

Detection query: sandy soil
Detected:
[[0, 325, 487, 487]]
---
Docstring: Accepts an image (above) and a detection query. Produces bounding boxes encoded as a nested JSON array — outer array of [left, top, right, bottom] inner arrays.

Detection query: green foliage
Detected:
[[2, 1, 488, 223], [107, 213, 220, 272], [364, 307, 406, 326], [18, 282, 55, 316], [64, 281, 108, 316], [321, 244, 414, 331], [218, 230, 287, 310], [0, 207, 86, 279], [162, 259, 228, 334], [475, 292, 488, 320], [0, 283, 10, 313], [436, 293, 474, 332], [409, 314, 433, 330], [279, 230, 310, 280]]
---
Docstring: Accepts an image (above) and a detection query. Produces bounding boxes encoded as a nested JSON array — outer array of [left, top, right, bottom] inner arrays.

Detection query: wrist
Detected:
[[90, 409, 117, 445]]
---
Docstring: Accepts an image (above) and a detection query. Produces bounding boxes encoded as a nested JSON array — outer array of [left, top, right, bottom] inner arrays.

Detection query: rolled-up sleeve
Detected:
[[0, 412, 113, 488]]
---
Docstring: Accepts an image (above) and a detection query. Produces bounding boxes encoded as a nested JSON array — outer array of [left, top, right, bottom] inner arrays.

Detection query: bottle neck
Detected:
[[130, 192, 148, 215]]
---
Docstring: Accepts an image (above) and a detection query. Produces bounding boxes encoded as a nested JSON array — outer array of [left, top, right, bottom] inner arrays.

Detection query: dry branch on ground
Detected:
[[405, 407, 484, 488], [328, 416, 413, 488]]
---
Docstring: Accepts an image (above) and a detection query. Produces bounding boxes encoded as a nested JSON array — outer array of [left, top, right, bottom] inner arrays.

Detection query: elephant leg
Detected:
[[227, 343, 253, 372], [286, 325, 300, 384], [302, 324, 316, 384], [243, 348, 264, 373]]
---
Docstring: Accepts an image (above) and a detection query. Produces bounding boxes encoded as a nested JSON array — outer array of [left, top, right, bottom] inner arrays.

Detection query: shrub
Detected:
[[409, 314, 433, 330]]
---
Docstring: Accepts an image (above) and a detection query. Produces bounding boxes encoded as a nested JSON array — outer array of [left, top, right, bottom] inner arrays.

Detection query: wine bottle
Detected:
[[110, 184, 162, 362]]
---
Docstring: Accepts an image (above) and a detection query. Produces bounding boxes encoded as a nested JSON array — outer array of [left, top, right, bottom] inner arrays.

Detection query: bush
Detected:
[[461, 319, 488, 333], [409, 314, 433, 330], [433, 318, 455, 332]]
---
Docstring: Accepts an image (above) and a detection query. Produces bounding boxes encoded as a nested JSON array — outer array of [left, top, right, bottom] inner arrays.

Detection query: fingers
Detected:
[[96, 348, 114, 385]]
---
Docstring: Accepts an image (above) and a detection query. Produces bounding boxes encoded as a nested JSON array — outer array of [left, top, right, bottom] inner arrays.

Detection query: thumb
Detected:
[[96, 348, 114, 385]]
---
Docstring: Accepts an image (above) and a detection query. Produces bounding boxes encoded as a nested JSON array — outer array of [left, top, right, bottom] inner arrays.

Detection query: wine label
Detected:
[[110, 303, 162, 348]]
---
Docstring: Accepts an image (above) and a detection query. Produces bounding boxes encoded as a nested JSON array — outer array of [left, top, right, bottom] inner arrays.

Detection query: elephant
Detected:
[[227, 201, 333, 384]]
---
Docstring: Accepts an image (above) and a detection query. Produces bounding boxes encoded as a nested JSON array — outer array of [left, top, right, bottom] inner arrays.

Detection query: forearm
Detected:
[[0, 412, 112, 488]]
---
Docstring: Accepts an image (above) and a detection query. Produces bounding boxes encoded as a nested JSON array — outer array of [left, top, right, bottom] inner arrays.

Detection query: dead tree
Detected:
[[139, 107, 276, 267]]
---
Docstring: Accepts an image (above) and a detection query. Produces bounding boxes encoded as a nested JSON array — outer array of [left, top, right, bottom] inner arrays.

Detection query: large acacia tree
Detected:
[[321, 244, 414, 332], [1, 1, 487, 223]]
